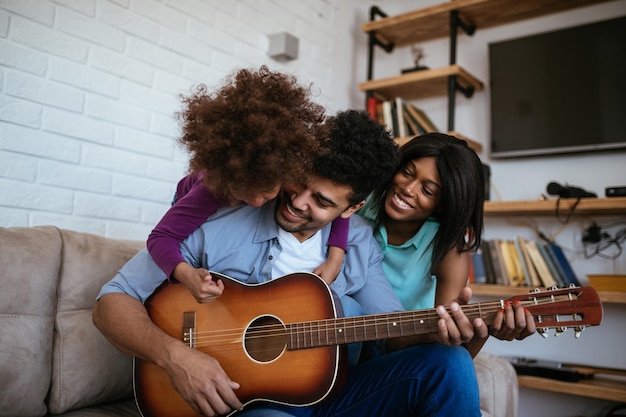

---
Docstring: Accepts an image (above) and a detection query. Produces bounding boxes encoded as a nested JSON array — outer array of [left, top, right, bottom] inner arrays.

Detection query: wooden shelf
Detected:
[[362, 0, 614, 47], [518, 374, 626, 402], [470, 284, 626, 304], [360, 0, 613, 147], [484, 197, 626, 217], [359, 64, 484, 102]]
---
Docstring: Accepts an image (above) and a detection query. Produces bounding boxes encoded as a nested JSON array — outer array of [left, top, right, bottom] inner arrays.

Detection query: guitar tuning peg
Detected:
[[538, 328, 549, 338], [574, 326, 585, 339], [554, 326, 567, 337]]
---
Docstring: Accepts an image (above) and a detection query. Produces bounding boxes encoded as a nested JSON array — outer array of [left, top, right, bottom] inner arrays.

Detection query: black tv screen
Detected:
[[489, 16, 626, 159]]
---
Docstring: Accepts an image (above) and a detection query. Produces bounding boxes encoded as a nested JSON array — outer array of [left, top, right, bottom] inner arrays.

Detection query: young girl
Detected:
[[358, 133, 485, 310], [148, 66, 348, 303]]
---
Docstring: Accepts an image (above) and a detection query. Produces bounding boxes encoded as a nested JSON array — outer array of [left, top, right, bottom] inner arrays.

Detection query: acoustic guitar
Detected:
[[134, 272, 603, 417]]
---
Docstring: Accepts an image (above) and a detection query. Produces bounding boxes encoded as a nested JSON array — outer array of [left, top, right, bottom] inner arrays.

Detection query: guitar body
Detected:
[[134, 273, 343, 417]]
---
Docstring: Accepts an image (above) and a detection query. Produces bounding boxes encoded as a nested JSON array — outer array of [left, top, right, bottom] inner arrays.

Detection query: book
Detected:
[[488, 239, 508, 285], [366, 96, 380, 121], [376, 101, 385, 127], [402, 108, 422, 136], [587, 274, 626, 291], [512, 238, 530, 286], [406, 104, 438, 133], [546, 243, 581, 286], [523, 240, 558, 287], [402, 104, 427, 135], [499, 240, 520, 286], [516, 237, 541, 287], [390, 101, 399, 137], [480, 240, 496, 284], [395, 97, 408, 138], [471, 248, 487, 284], [537, 243, 567, 287], [506, 239, 526, 287], [381, 100, 394, 137]]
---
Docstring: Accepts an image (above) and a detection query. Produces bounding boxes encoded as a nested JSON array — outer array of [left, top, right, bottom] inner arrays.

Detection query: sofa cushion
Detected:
[[0, 226, 62, 417], [47, 229, 143, 414], [55, 399, 140, 417]]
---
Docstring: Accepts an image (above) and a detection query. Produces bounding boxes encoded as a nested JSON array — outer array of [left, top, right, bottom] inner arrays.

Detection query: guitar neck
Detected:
[[286, 301, 502, 350], [285, 285, 601, 350]]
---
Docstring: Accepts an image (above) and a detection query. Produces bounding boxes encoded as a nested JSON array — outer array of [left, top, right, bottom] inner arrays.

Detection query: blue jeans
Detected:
[[237, 297, 480, 417], [237, 344, 479, 417]]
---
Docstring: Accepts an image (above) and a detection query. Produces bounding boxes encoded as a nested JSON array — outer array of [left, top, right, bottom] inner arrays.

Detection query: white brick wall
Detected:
[[0, 0, 367, 240]]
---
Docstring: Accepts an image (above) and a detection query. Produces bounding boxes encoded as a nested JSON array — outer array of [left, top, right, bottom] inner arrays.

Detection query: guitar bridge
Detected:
[[183, 311, 196, 348]]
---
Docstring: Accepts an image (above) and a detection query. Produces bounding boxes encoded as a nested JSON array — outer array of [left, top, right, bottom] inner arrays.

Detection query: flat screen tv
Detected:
[[489, 16, 626, 159]]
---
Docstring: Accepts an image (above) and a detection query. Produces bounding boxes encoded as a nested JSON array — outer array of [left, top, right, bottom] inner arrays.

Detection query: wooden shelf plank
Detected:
[[597, 290, 626, 304], [358, 64, 484, 101], [470, 284, 626, 304], [484, 197, 626, 217], [362, 0, 614, 47], [518, 374, 626, 402]]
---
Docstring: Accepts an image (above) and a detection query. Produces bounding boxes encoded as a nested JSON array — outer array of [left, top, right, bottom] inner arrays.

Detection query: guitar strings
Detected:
[[188, 296, 568, 346], [186, 294, 582, 351]]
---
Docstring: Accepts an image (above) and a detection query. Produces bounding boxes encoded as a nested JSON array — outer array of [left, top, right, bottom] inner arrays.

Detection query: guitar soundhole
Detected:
[[244, 315, 287, 363]]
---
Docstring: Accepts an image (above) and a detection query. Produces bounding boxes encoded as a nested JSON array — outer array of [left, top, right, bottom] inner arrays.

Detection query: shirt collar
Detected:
[[253, 201, 280, 244], [377, 216, 439, 250]]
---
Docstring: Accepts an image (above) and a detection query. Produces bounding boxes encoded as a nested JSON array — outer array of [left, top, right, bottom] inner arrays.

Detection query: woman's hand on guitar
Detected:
[[432, 286, 487, 346], [489, 300, 536, 341], [433, 301, 487, 346], [165, 345, 243, 416], [173, 263, 225, 303]]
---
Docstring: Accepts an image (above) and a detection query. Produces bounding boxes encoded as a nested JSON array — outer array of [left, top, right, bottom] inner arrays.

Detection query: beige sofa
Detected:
[[0, 226, 518, 417]]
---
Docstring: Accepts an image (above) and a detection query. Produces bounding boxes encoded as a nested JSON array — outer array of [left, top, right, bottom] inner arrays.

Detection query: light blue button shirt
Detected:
[[98, 202, 404, 315]]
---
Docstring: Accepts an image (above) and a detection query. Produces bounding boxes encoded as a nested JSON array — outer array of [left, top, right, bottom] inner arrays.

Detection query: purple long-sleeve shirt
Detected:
[[147, 173, 349, 278]]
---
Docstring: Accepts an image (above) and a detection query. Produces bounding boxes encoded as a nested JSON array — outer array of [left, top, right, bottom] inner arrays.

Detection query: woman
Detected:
[[358, 133, 485, 310]]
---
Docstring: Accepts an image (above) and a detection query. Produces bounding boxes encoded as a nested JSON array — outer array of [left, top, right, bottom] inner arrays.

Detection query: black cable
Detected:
[[583, 226, 626, 260], [555, 197, 581, 224]]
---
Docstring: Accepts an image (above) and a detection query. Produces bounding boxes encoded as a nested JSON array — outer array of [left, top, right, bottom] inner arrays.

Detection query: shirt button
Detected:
[[268, 255, 273, 260]]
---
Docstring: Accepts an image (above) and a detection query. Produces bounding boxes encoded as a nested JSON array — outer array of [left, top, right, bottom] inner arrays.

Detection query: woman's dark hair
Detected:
[[370, 133, 484, 273], [177, 66, 327, 201]]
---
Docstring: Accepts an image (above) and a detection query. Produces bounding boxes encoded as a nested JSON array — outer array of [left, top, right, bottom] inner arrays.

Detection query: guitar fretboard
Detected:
[[286, 303, 502, 349]]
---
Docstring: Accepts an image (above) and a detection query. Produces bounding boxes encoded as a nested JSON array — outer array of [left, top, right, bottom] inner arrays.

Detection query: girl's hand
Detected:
[[173, 263, 224, 303], [313, 246, 344, 285]]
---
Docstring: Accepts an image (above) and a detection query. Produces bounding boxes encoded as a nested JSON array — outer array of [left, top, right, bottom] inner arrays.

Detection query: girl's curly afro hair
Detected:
[[177, 66, 327, 201]]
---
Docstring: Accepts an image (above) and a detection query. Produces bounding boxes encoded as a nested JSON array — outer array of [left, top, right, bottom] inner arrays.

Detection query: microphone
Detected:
[[546, 182, 597, 198]]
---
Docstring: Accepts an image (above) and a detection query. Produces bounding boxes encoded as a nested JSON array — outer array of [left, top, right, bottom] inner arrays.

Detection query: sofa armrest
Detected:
[[474, 351, 518, 417]]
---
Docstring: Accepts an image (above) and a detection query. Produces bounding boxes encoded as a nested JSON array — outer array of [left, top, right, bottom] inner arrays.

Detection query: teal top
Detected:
[[359, 196, 440, 310]]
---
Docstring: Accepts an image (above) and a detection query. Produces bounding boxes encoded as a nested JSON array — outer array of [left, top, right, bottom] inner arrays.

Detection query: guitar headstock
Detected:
[[508, 286, 603, 339]]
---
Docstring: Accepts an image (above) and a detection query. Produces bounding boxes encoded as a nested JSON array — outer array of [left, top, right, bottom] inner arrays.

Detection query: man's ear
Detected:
[[340, 200, 365, 218]]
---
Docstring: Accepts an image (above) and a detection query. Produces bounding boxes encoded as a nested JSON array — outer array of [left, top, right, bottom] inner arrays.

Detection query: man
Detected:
[[94, 110, 529, 417]]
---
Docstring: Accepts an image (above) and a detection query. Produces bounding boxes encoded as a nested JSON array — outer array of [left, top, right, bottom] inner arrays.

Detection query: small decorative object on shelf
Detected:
[[402, 46, 430, 74]]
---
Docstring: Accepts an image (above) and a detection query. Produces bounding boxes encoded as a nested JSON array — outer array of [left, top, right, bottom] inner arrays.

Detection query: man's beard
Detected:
[[274, 192, 314, 234]]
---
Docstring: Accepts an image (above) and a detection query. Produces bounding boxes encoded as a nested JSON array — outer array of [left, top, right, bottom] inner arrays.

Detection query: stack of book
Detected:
[[470, 238, 581, 288], [367, 96, 438, 138]]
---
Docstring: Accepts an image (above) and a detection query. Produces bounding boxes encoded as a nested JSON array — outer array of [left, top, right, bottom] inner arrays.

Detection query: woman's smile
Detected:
[[392, 192, 414, 210]]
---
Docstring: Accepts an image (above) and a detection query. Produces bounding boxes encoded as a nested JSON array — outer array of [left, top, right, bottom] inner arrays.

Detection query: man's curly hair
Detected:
[[177, 66, 327, 201], [313, 110, 399, 205]]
